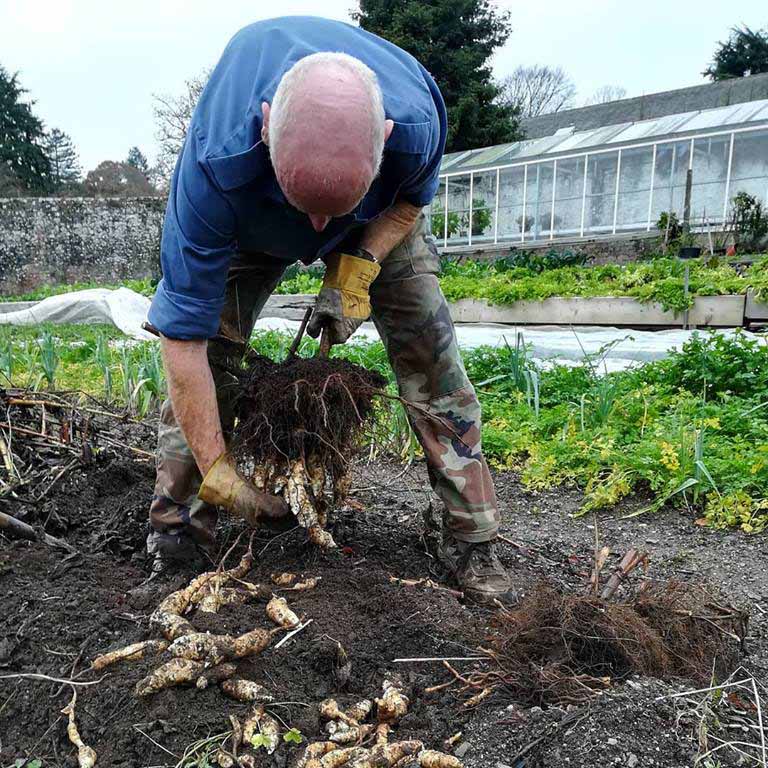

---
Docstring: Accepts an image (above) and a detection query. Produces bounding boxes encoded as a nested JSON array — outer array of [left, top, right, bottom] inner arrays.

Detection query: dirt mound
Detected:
[[479, 579, 746, 706]]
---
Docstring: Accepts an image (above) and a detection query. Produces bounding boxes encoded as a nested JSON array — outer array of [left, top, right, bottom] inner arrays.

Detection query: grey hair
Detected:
[[267, 52, 387, 175]]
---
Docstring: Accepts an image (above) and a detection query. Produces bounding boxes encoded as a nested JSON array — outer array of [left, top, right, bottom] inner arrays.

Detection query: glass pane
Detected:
[[553, 157, 585, 238], [691, 135, 730, 226], [616, 146, 653, 231], [524, 162, 555, 241], [471, 171, 497, 242], [651, 140, 691, 223], [446, 175, 471, 245], [429, 178, 447, 242], [730, 129, 768, 206], [497, 166, 526, 241], [584, 152, 619, 234]]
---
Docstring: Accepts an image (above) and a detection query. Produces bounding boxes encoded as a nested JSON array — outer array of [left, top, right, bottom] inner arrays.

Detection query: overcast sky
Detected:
[[1, 0, 766, 171]]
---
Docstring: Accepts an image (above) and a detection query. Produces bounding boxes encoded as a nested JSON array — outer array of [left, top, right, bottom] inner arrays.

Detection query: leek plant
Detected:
[[93, 332, 113, 401], [36, 327, 60, 389], [135, 345, 165, 416], [0, 334, 12, 384]]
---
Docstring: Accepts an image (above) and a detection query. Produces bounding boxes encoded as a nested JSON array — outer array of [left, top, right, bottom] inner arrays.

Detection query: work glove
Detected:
[[199, 452, 292, 529], [307, 249, 381, 347]]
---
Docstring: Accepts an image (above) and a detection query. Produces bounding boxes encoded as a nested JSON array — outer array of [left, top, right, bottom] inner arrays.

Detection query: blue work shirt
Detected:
[[149, 16, 447, 339]]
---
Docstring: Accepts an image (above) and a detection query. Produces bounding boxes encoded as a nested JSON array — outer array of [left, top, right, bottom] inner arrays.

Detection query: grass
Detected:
[[1, 322, 767, 533], [4, 277, 157, 302]]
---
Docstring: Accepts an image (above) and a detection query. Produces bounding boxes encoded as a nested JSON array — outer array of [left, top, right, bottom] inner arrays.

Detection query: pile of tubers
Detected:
[[90, 552, 307, 699], [294, 679, 463, 768], [86, 555, 462, 768]]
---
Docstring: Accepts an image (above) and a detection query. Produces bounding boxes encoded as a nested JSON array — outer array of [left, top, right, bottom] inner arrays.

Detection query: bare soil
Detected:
[[1, 447, 767, 768]]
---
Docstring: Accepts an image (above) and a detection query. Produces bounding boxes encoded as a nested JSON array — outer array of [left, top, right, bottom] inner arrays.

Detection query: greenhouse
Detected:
[[431, 99, 768, 247]]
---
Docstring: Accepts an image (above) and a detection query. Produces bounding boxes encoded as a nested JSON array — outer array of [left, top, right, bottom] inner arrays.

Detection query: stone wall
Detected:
[[0, 196, 165, 295]]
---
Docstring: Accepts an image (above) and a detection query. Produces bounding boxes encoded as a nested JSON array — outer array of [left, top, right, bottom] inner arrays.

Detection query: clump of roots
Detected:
[[471, 579, 747, 707], [231, 354, 386, 547]]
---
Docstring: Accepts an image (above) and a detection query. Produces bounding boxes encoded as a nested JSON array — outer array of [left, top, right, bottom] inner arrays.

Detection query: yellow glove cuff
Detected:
[[199, 452, 245, 509], [323, 252, 381, 320]]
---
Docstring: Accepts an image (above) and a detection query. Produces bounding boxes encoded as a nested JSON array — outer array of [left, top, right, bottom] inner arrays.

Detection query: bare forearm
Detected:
[[359, 199, 421, 262], [160, 337, 225, 476]]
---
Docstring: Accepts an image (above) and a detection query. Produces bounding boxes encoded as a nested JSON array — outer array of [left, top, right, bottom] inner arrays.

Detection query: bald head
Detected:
[[262, 53, 393, 232]]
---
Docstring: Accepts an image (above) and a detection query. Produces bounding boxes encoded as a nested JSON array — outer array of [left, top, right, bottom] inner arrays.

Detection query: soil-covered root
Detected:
[[345, 700, 373, 723], [325, 722, 374, 745], [91, 639, 169, 670], [232, 627, 280, 657], [272, 572, 322, 591], [61, 690, 96, 768], [319, 698, 369, 727], [168, 632, 237, 665], [220, 678, 274, 703], [197, 587, 248, 613], [296, 741, 338, 768], [376, 680, 409, 724], [314, 747, 369, 767], [266, 595, 301, 629], [231, 355, 385, 547], [212, 748, 236, 768], [154, 550, 254, 616], [135, 658, 206, 696], [480, 579, 747, 706], [150, 610, 196, 641], [418, 751, 463, 767], [242, 705, 280, 752], [291, 576, 322, 591], [272, 572, 298, 586], [308, 525, 337, 549], [196, 662, 238, 689]]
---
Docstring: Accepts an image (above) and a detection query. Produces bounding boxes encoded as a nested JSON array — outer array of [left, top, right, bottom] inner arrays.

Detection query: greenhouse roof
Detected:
[[440, 98, 768, 174]]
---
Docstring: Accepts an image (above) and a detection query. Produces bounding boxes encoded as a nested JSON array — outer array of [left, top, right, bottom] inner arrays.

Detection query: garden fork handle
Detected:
[[317, 328, 331, 359]]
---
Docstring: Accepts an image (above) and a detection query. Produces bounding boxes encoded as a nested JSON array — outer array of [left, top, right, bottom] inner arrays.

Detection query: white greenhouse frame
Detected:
[[431, 122, 768, 249]]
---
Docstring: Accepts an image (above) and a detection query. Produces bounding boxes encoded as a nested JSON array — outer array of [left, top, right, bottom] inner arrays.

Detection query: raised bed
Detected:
[[0, 293, 749, 329], [447, 295, 746, 328], [745, 290, 768, 322], [258, 294, 748, 328]]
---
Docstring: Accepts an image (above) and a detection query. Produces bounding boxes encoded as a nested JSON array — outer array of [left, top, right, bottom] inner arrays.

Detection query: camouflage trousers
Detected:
[[148, 213, 500, 551]]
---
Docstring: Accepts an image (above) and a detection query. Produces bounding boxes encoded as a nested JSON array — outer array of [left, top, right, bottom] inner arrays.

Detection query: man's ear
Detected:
[[261, 102, 271, 144], [384, 119, 394, 141]]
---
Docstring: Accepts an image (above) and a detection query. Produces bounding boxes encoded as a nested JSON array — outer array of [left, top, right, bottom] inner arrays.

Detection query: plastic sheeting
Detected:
[[1, 288, 763, 371], [254, 317, 764, 372], [0, 288, 155, 340]]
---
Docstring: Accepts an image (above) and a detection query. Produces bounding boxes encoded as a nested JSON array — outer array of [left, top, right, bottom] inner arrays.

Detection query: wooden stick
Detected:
[[287, 307, 313, 359], [600, 548, 648, 600], [318, 328, 331, 359], [0, 510, 37, 541]]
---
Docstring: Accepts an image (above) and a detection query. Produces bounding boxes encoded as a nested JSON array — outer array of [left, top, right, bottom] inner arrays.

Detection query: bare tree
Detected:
[[584, 85, 628, 105], [498, 65, 577, 118], [152, 69, 210, 189]]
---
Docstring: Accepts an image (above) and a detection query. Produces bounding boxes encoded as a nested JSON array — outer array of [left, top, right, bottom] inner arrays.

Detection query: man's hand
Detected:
[[307, 249, 381, 346], [199, 452, 292, 528]]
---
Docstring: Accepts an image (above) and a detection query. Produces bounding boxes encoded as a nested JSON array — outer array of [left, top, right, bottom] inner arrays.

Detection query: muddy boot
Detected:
[[145, 527, 212, 581], [440, 534, 513, 605]]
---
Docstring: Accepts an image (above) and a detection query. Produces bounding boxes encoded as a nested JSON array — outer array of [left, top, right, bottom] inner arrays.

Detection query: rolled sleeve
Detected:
[[148, 130, 236, 339]]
